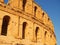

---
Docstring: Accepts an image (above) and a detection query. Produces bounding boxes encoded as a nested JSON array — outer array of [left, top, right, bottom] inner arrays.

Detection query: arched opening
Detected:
[[1, 15, 10, 36], [35, 27, 39, 42], [4, 0, 9, 4], [22, 22, 27, 39], [34, 6, 37, 17], [44, 31, 47, 37], [48, 18, 50, 21], [23, 0, 27, 11], [42, 12, 44, 17]]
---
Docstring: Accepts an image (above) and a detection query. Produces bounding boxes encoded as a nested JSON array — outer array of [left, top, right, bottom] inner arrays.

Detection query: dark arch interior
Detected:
[[45, 31, 47, 37], [22, 22, 27, 39], [23, 0, 27, 11], [34, 6, 37, 12], [1, 15, 10, 36], [34, 6, 37, 17], [42, 12, 45, 17], [35, 27, 39, 41]]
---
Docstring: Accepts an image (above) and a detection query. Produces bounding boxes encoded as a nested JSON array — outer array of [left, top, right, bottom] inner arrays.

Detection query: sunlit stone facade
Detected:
[[0, 0, 56, 45]]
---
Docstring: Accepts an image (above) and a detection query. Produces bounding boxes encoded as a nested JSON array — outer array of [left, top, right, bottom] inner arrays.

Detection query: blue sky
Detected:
[[34, 0, 60, 45], [4, 0, 60, 45]]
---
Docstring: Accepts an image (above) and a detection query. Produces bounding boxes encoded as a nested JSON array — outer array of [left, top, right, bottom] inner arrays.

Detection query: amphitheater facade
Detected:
[[0, 0, 56, 45]]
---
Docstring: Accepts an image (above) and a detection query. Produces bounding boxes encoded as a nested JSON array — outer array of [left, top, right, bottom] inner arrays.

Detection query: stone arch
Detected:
[[23, 0, 27, 11], [44, 31, 47, 37], [22, 22, 27, 39], [4, 0, 9, 4], [35, 27, 39, 41], [1, 15, 10, 36], [34, 6, 37, 17], [42, 12, 45, 17]]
